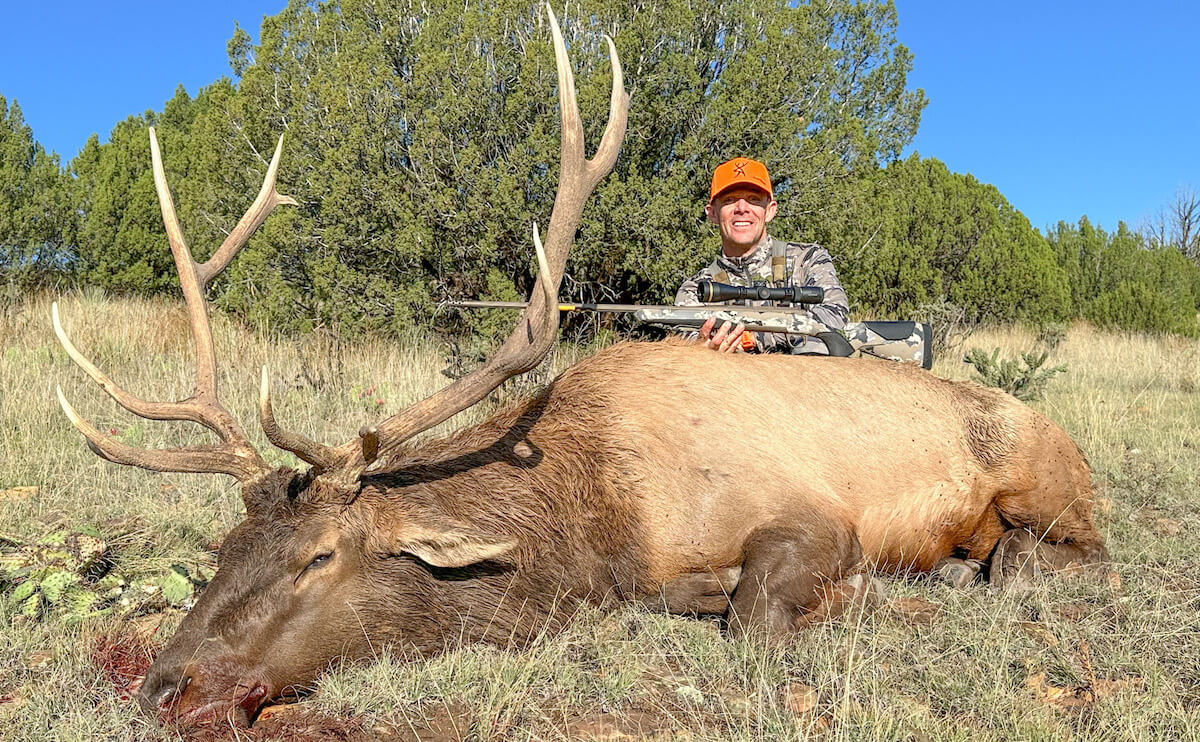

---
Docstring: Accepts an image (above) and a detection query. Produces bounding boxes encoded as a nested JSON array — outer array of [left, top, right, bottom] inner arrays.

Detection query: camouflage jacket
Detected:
[[674, 235, 850, 353]]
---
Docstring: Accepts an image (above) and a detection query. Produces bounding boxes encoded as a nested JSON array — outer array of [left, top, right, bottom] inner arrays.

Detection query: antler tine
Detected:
[[591, 35, 628, 179], [52, 302, 206, 425], [56, 387, 263, 481], [51, 129, 284, 483], [259, 367, 341, 470], [545, 3, 584, 164], [531, 222, 557, 328], [334, 2, 629, 474], [198, 135, 298, 286], [149, 126, 220, 401]]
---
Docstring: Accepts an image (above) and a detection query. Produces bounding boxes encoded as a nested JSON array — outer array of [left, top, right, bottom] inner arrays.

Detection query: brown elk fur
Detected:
[[137, 337, 1107, 726], [343, 335, 1096, 596], [55, 11, 1105, 724]]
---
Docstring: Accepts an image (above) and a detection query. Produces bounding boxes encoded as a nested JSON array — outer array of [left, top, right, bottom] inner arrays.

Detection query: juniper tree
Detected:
[[73, 0, 926, 336], [0, 96, 72, 286]]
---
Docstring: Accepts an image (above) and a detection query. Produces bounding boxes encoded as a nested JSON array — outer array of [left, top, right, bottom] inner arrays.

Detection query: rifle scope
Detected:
[[696, 280, 824, 305]]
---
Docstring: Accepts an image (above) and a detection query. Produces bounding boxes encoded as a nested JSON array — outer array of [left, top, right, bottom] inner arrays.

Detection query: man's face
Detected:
[[705, 186, 778, 253]]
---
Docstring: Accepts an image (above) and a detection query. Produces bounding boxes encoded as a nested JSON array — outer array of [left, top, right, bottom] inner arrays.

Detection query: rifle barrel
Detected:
[[448, 299, 818, 315]]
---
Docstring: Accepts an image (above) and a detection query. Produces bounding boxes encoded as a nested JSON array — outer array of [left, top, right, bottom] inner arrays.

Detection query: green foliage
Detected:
[[0, 96, 73, 287], [1035, 321, 1068, 351], [47, 3, 1200, 340], [72, 83, 243, 295], [156, 564, 201, 605], [963, 346, 1067, 402], [837, 155, 1070, 324], [0, 529, 113, 624], [66, 0, 924, 338], [1048, 218, 1200, 336], [0, 527, 214, 625]]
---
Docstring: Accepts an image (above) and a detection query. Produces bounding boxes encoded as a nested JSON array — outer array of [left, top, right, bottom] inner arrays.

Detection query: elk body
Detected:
[[53, 6, 1106, 728]]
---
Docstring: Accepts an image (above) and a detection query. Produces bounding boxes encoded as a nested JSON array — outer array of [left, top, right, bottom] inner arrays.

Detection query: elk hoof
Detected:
[[933, 557, 984, 589], [989, 530, 1041, 590], [843, 573, 888, 609]]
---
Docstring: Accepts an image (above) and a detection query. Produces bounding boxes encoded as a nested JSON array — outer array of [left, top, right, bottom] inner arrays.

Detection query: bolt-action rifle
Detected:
[[449, 280, 932, 368]]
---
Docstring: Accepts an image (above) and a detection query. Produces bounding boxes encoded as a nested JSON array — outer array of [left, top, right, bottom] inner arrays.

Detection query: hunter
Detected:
[[677, 157, 850, 353]]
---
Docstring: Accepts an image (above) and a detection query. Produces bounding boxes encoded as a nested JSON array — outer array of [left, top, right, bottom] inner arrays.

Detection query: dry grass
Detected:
[[1, 291, 1198, 740]]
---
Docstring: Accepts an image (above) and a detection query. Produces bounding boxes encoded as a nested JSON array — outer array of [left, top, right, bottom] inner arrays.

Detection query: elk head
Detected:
[[54, 4, 628, 727]]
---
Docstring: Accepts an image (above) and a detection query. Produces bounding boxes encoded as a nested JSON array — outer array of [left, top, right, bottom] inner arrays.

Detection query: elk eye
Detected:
[[304, 551, 333, 573]]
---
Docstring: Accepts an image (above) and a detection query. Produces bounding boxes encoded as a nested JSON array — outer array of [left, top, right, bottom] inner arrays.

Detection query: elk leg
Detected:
[[794, 573, 887, 628], [988, 528, 1109, 589], [988, 422, 1109, 590], [728, 519, 864, 641], [988, 415, 1108, 588], [640, 566, 742, 615]]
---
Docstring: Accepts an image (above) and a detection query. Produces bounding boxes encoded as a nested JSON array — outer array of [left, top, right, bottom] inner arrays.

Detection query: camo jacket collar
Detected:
[[712, 234, 780, 275]]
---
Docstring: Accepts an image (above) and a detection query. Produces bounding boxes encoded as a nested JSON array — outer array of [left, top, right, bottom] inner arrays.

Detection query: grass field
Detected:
[[1, 291, 1198, 741]]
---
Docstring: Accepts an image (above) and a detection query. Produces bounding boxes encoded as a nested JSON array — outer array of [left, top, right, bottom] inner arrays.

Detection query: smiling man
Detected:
[[676, 157, 850, 353]]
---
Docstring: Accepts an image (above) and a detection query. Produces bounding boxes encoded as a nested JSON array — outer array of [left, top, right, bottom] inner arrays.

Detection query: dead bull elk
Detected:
[[54, 4, 1106, 727]]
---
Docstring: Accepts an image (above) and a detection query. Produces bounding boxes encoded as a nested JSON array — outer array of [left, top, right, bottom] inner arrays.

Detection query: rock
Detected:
[[890, 596, 941, 625], [25, 650, 53, 670], [0, 486, 36, 503], [782, 682, 818, 715]]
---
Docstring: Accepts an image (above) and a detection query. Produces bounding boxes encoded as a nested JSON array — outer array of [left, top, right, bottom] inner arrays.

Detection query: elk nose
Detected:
[[238, 684, 269, 717], [139, 673, 191, 714]]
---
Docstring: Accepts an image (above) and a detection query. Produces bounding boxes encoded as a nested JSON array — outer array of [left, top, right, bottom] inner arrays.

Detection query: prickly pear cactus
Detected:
[[0, 527, 214, 624], [0, 529, 114, 623]]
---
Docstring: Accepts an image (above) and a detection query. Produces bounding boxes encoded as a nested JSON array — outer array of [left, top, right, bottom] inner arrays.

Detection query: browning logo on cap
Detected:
[[710, 157, 773, 200]]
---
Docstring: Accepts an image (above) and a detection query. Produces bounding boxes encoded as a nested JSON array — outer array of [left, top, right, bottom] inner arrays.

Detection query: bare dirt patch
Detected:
[[562, 710, 672, 740]]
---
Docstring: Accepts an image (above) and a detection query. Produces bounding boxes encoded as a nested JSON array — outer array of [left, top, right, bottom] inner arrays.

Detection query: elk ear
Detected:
[[389, 520, 518, 569]]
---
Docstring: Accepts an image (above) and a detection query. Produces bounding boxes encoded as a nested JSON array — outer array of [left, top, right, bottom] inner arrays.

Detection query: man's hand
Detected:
[[698, 317, 752, 353]]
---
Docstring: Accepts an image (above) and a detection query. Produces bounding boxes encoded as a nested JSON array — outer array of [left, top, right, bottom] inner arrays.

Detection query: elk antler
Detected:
[[331, 3, 629, 474], [258, 367, 341, 470], [53, 128, 300, 483]]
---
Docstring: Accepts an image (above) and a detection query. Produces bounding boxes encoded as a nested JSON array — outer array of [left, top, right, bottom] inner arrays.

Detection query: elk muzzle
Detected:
[[138, 646, 276, 728]]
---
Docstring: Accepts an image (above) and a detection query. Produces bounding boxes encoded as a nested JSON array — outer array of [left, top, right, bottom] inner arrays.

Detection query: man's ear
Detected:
[[382, 515, 517, 568], [764, 199, 778, 223], [704, 200, 718, 224]]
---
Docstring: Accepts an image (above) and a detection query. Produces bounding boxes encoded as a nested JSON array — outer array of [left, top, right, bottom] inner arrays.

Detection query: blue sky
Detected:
[[895, 1, 1198, 232], [2, 2, 1196, 234]]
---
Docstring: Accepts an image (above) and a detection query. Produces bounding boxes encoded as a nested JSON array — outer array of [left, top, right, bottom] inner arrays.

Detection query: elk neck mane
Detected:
[[352, 341, 665, 602]]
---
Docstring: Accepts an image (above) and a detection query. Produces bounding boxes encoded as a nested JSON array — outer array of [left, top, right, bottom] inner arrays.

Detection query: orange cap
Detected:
[[710, 157, 773, 200]]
